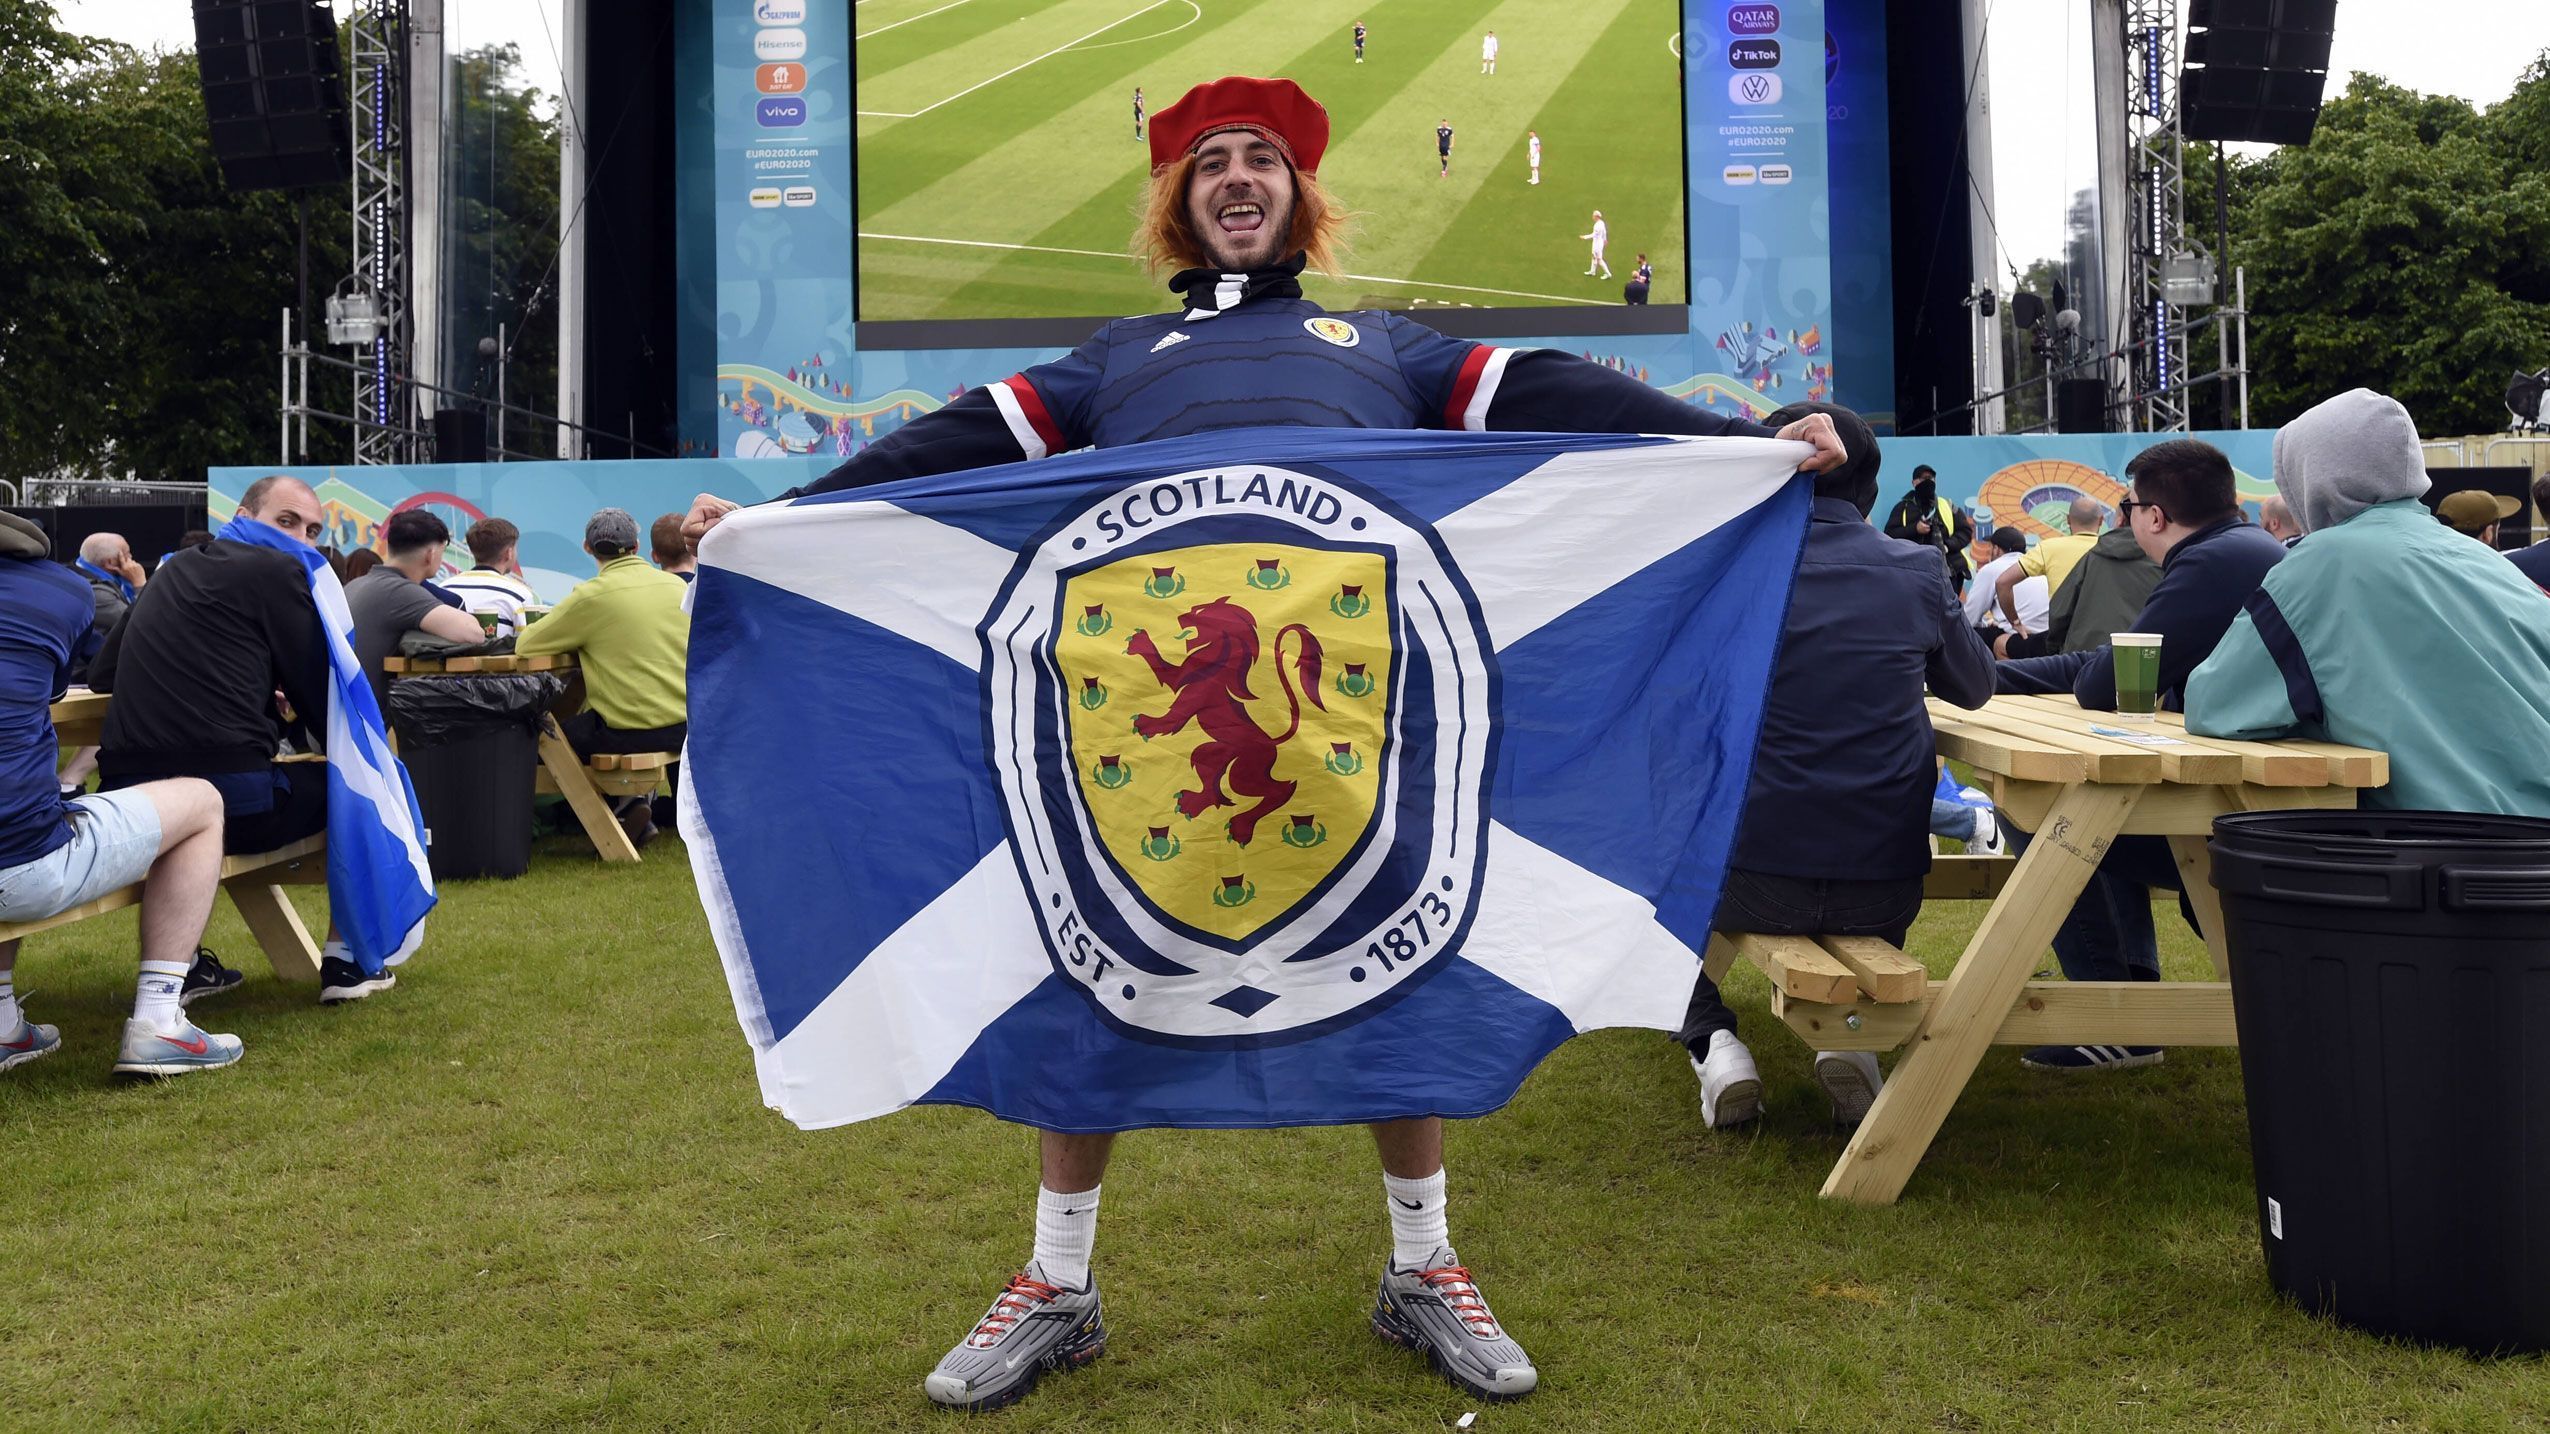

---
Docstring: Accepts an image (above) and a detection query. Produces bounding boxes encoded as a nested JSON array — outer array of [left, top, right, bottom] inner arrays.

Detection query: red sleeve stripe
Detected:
[[989, 374, 1064, 460], [1448, 346, 1513, 432], [1441, 344, 1493, 429]]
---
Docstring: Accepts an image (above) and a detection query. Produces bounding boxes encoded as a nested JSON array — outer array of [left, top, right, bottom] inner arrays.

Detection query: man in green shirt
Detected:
[[517, 509, 691, 844]]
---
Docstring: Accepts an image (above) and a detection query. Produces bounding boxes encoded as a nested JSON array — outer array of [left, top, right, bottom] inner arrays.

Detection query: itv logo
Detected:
[[756, 96, 808, 127], [1727, 4, 1780, 35]]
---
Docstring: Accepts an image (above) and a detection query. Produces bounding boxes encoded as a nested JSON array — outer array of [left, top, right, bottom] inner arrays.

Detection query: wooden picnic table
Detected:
[[1815, 692, 2389, 1206], [383, 652, 660, 865], [49, 688, 110, 748]]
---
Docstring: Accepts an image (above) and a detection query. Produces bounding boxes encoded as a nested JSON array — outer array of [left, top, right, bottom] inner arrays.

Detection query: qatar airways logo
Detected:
[[1727, 4, 1780, 35]]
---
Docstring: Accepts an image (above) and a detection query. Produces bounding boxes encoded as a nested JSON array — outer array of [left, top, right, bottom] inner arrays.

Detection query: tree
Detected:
[[2227, 67, 2550, 436]]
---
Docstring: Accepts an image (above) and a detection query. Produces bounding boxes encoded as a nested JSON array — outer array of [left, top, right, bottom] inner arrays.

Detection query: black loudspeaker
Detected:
[[2179, 0, 2335, 145], [194, 0, 350, 191], [433, 407, 490, 464], [2056, 378, 2110, 434]]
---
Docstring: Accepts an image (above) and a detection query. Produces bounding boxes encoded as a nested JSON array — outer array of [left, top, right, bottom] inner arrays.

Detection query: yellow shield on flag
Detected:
[[1056, 541, 1391, 943]]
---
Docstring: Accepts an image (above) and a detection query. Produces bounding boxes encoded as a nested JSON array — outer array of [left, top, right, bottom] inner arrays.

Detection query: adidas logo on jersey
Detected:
[[1150, 331, 1191, 354]]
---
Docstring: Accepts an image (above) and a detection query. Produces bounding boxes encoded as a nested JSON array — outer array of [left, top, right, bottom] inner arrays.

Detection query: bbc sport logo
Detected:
[[783, 186, 817, 207], [1729, 72, 1783, 105], [755, 0, 806, 24], [1760, 163, 1794, 184], [754, 28, 807, 61]]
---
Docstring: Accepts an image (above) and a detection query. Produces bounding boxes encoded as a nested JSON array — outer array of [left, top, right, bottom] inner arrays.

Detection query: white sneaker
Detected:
[[1689, 1030, 1762, 1129], [1813, 1050, 1883, 1126], [1968, 804, 2000, 854]]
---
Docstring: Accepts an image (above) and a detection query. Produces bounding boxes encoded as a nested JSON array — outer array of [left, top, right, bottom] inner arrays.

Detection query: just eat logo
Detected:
[[756, 62, 804, 94]]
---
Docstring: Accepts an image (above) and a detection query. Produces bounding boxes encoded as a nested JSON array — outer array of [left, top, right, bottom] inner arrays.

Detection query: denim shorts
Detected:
[[0, 789, 164, 924]]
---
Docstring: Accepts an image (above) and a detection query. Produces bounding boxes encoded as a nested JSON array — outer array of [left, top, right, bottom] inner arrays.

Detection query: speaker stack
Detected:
[[192, 0, 351, 192], [2180, 0, 2338, 146]]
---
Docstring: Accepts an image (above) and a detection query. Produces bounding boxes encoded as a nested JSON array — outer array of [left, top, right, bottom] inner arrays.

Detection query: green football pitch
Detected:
[[853, 0, 1689, 322]]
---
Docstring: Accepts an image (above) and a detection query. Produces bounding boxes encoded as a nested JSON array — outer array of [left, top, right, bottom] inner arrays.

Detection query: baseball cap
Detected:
[[2435, 489, 2520, 535], [1987, 525, 2027, 552], [585, 507, 640, 553]]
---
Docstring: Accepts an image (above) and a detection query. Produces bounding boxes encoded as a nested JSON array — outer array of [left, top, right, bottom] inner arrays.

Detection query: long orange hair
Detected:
[[1135, 150, 1351, 278]]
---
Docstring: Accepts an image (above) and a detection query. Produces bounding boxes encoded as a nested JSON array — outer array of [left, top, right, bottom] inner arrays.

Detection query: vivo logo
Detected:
[[1729, 39, 1781, 68], [755, 0, 806, 23], [756, 96, 808, 127], [1729, 71, 1783, 104], [754, 28, 807, 61], [1727, 4, 1780, 35]]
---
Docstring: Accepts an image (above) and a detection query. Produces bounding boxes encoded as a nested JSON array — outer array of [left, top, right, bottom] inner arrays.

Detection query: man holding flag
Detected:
[[91, 475, 434, 1003], [684, 76, 1840, 1412]]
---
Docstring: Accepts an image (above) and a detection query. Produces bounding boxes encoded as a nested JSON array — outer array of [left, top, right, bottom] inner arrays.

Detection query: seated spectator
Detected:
[[2258, 494, 2303, 546], [73, 532, 146, 654], [1995, 439, 2286, 1071], [2188, 389, 2550, 815], [344, 510, 485, 711], [442, 518, 538, 636], [90, 476, 401, 1005], [651, 513, 698, 584], [1993, 496, 2104, 635], [0, 512, 241, 1077], [1684, 403, 1993, 1129], [2435, 489, 2520, 548], [2509, 473, 2550, 590], [1996, 517, 2162, 659], [344, 547, 384, 582], [517, 509, 692, 848], [1962, 526, 2048, 638]]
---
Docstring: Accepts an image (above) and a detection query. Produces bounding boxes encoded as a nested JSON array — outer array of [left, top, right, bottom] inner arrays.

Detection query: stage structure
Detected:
[[345, 0, 414, 464]]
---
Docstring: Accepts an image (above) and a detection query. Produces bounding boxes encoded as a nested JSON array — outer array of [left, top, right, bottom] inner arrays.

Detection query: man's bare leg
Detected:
[[133, 779, 224, 967], [1367, 1115, 1537, 1398], [923, 1130, 1116, 1408]]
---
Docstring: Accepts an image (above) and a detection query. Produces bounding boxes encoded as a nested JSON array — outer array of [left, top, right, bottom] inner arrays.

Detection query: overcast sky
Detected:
[[51, 0, 2549, 272]]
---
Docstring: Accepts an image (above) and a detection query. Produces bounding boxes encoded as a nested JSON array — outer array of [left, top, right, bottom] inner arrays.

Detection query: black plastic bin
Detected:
[[2210, 809, 2550, 1355], [385, 674, 561, 881]]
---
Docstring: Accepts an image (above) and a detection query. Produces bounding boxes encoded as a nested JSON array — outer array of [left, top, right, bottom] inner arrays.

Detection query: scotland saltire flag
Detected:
[[683, 427, 1809, 1131], [216, 515, 435, 972]]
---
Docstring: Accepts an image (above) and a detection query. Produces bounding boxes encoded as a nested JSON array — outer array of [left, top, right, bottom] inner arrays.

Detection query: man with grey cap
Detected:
[[2188, 389, 2550, 814], [517, 509, 693, 847]]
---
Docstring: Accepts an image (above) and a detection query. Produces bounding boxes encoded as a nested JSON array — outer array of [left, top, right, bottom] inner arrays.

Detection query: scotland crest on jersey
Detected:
[[684, 426, 1810, 1131]]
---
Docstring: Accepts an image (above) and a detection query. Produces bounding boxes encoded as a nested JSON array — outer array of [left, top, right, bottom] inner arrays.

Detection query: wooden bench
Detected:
[[532, 732, 676, 864], [0, 834, 329, 981]]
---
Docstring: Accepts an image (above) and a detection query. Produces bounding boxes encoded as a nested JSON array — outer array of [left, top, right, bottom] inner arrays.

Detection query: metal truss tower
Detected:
[[2126, 0, 2199, 432], [349, 0, 413, 464]]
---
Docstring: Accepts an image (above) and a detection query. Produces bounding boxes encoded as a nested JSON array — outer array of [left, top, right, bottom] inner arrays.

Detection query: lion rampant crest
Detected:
[[1127, 597, 1325, 847]]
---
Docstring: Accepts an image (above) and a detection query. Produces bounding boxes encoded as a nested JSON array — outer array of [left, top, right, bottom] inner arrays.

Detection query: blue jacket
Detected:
[[2507, 541, 2550, 591], [788, 264, 1772, 494], [0, 559, 99, 870], [1996, 515, 2286, 711], [1731, 497, 1995, 881], [2190, 500, 2550, 814]]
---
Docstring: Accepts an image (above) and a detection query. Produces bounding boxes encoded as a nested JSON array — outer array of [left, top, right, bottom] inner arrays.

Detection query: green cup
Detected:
[[2112, 632, 2163, 720], [474, 610, 501, 638]]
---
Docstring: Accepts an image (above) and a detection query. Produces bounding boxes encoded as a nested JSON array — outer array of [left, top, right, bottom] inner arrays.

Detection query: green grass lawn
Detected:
[[855, 0, 1688, 321], [2, 832, 2543, 1430]]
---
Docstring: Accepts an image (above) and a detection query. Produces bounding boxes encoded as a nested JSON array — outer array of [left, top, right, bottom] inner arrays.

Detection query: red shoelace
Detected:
[[967, 1273, 1065, 1347], [1417, 1265, 1500, 1338]]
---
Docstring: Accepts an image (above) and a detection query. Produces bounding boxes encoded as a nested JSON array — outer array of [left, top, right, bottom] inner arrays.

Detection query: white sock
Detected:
[[1384, 1169, 1450, 1268], [0, 975, 19, 1038], [134, 960, 189, 1029], [1032, 1185, 1100, 1289], [323, 938, 351, 966]]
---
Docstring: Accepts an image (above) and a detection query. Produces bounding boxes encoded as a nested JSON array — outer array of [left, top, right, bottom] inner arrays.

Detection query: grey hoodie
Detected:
[[2272, 387, 2429, 535]]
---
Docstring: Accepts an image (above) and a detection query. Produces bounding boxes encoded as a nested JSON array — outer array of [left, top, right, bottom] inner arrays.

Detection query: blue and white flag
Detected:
[[684, 427, 1808, 1131], [216, 516, 435, 972]]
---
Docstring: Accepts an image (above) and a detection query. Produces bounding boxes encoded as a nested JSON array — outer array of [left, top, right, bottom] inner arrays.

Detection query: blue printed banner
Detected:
[[682, 426, 1810, 1131]]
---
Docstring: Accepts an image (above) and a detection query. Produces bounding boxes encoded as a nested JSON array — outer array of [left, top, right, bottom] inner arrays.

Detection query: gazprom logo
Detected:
[[754, 0, 805, 23], [756, 96, 808, 127], [1727, 4, 1780, 35]]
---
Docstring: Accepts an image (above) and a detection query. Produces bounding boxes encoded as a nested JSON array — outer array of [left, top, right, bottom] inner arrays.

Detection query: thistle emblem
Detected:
[[1329, 583, 1370, 619], [1076, 602, 1113, 637], [1211, 873, 1256, 908], [1091, 753, 1132, 789], [1079, 675, 1109, 710], [1138, 824, 1180, 862], [1280, 813, 1327, 849], [1244, 556, 1291, 591], [1335, 662, 1376, 699], [1142, 565, 1186, 599], [1324, 740, 1363, 776]]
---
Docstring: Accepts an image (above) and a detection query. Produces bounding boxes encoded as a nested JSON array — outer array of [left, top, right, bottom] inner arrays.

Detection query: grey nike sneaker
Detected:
[[1371, 1246, 1538, 1400], [923, 1262, 1106, 1411]]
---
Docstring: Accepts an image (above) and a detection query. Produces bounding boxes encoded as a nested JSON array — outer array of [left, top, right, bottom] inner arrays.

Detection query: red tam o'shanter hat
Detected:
[[1148, 76, 1330, 176]]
